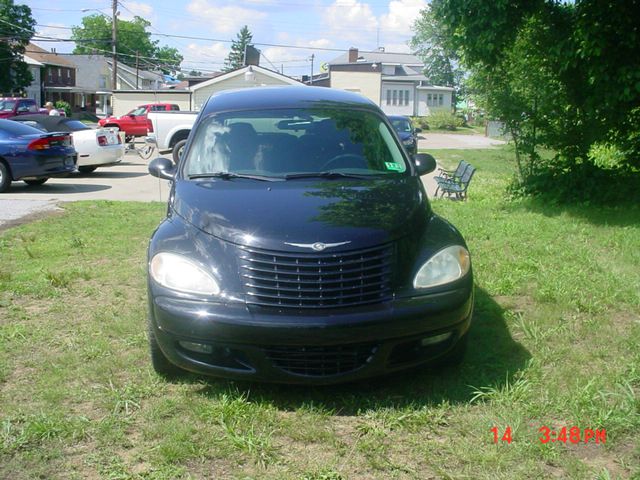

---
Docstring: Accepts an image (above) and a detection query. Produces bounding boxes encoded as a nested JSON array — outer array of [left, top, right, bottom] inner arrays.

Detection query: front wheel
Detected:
[[148, 318, 183, 377], [172, 139, 187, 164], [0, 162, 11, 193], [24, 178, 48, 186]]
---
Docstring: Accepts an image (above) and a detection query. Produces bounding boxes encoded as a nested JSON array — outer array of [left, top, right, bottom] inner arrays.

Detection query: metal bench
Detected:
[[437, 164, 476, 200]]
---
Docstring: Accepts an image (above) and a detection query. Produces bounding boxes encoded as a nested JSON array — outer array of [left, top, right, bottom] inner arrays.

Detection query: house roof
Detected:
[[25, 43, 75, 68], [105, 59, 164, 81], [190, 65, 302, 91], [329, 50, 422, 66]]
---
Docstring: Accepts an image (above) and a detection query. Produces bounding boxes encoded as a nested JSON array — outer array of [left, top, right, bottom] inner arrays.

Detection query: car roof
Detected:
[[9, 114, 75, 132], [201, 86, 380, 115], [387, 115, 411, 120]]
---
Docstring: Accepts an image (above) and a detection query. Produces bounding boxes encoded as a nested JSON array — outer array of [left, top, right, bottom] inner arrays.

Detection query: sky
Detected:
[[25, 0, 428, 78]]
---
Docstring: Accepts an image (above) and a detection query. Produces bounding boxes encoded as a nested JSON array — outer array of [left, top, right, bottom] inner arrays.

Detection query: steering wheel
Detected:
[[320, 153, 366, 171]]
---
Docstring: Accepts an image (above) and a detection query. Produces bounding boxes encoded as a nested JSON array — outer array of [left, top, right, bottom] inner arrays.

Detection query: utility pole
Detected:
[[135, 51, 139, 89], [111, 0, 118, 91], [309, 53, 314, 86]]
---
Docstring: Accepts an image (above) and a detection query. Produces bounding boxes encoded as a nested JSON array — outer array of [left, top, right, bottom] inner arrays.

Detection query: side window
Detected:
[[171, 105, 180, 111], [386, 90, 391, 105]]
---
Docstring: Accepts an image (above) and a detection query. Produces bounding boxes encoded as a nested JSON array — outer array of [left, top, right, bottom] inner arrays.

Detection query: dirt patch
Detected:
[[0, 207, 65, 233]]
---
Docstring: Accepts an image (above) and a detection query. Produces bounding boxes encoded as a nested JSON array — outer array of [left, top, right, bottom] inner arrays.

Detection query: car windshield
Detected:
[[0, 100, 17, 112], [183, 108, 408, 179], [127, 106, 147, 116], [63, 120, 91, 131], [391, 118, 412, 133]]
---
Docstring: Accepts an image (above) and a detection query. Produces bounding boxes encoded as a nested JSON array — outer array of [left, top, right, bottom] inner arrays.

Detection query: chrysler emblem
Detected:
[[285, 241, 351, 251]]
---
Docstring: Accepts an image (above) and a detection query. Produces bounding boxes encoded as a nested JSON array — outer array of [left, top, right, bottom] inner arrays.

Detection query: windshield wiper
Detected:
[[284, 171, 372, 180], [188, 172, 280, 181]]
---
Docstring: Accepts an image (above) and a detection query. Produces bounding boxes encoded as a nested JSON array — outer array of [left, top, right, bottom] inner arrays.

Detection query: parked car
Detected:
[[146, 86, 473, 384], [0, 119, 77, 192], [388, 115, 421, 155], [10, 114, 123, 173], [146, 110, 198, 163], [98, 103, 180, 140], [0, 97, 40, 119]]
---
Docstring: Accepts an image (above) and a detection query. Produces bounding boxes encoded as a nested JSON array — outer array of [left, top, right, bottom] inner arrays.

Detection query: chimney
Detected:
[[348, 47, 358, 63], [378, 46, 385, 52]]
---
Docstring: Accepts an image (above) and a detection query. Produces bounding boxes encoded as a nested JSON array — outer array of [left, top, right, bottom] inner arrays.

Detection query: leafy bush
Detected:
[[426, 109, 465, 130], [54, 100, 71, 117], [410, 116, 430, 130]]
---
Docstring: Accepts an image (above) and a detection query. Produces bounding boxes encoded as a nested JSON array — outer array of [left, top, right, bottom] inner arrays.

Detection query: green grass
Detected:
[[1, 152, 639, 479]]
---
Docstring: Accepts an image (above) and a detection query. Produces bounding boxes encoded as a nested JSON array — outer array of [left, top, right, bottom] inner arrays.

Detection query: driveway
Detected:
[[0, 133, 504, 227]]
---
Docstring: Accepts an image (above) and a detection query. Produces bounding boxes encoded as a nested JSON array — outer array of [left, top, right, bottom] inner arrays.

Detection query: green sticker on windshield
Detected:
[[385, 162, 402, 171]]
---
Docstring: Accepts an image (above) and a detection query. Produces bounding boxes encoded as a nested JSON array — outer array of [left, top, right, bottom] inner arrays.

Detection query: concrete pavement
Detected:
[[0, 133, 503, 227]]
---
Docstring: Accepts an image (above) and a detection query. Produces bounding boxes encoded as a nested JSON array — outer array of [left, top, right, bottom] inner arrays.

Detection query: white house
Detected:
[[328, 48, 454, 117], [190, 65, 303, 111]]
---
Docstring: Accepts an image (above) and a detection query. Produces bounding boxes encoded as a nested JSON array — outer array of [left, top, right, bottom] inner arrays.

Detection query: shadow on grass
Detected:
[[183, 287, 530, 414], [518, 196, 640, 227]]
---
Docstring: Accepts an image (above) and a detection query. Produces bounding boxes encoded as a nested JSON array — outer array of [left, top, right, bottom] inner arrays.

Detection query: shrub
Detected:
[[426, 109, 465, 130], [410, 116, 430, 130], [54, 100, 71, 117]]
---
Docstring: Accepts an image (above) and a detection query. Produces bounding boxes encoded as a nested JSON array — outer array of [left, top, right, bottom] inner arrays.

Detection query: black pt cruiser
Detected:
[[147, 86, 473, 384]]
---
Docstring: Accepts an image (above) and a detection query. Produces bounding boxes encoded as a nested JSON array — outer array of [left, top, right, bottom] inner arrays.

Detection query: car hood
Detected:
[[171, 177, 430, 251]]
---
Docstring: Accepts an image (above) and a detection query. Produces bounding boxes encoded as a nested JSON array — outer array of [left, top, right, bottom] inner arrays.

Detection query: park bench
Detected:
[[434, 160, 469, 184], [436, 163, 476, 200]]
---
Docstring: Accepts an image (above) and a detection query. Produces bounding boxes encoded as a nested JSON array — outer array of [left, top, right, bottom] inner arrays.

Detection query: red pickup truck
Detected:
[[0, 98, 40, 119], [98, 103, 180, 140]]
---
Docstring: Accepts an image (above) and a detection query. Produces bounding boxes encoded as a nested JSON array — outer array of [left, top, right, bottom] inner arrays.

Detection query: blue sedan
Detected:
[[0, 119, 77, 192]]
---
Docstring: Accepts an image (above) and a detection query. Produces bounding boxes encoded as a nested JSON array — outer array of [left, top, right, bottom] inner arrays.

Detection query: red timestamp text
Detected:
[[491, 426, 606, 444], [538, 426, 606, 444]]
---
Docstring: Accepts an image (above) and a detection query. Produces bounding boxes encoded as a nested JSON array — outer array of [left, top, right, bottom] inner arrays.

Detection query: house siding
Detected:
[[112, 91, 191, 116], [416, 89, 453, 116], [330, 71, 381, 106], [381, 82, 415, 116], [25, 66, 41, 106]]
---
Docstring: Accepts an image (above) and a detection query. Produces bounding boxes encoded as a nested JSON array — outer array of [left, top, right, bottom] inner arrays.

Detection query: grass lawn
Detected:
[[1, 147, 639, 479]]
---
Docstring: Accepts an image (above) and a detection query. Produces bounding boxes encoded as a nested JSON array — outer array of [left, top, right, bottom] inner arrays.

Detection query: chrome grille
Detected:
[[264, 343, 378, 376], [239, 244, 392, 309]]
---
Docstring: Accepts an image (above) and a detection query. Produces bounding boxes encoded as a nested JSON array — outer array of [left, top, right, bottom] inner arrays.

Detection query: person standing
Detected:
[[45, 101, 60, 116]]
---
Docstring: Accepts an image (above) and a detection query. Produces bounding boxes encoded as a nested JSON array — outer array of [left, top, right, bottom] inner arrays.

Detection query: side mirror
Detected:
[[413, 153, 436, 176], [149, 157, 176, 180], [414, 127, 422, 134]]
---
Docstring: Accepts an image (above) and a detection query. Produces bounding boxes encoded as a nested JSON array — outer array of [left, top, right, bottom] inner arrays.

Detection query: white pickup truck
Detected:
[[146, 111, 198, 162]]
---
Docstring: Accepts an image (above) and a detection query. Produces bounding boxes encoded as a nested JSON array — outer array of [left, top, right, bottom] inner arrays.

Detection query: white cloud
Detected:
[[379, 0, 427, 35], [186, 0, 268, 35], [118, 2, 154, 21], [182, 42, 229, 71], [383, 42, 411, 53], [323, 0, 378, 43], [308, 38, 332, 49]]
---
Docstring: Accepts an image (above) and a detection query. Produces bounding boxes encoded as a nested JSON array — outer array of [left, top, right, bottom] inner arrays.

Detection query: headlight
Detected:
[[150, 252, 220, 295], [413, 245, 470, 289]]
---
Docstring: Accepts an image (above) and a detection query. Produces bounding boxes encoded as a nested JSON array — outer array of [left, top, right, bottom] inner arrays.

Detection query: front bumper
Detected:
[[149, 287, 473, 384]]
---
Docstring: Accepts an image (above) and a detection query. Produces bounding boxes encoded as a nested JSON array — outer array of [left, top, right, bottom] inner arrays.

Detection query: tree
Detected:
[[223, 25, 253, 72], [424, 0, 640, 200], [410, 8, 465, 103], [72, 15, 182, 74], [0, 0, 36, 95]]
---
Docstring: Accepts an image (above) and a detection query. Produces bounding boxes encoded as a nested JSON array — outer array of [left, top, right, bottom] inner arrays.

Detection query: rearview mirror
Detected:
[[413, 153, 436, 176], [414, 127, 422, 134], [149, 157, 175, 180]]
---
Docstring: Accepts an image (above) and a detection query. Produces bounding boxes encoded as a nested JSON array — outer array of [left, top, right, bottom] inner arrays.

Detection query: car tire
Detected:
[[172, 139, 187, 164], [0, 161, 11, 193], [78, 166, 98, 174], [148, 318, 183, 377], [23, 178, 48, 186], [435, 331, 468, 367], [125, 135, 134, 143]]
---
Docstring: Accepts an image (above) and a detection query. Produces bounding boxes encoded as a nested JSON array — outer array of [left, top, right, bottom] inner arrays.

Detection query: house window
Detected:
[[439, 94, 444, 106], [386, 89, 391, 105], [404, 90, 410, 106], [48, 68, 52, 81], [66, 69, 71, 78], [58, 68, 62, 77], [392, 90, 397, 106], [427, 93, 432, 106], [99, 76, 107, 88]]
